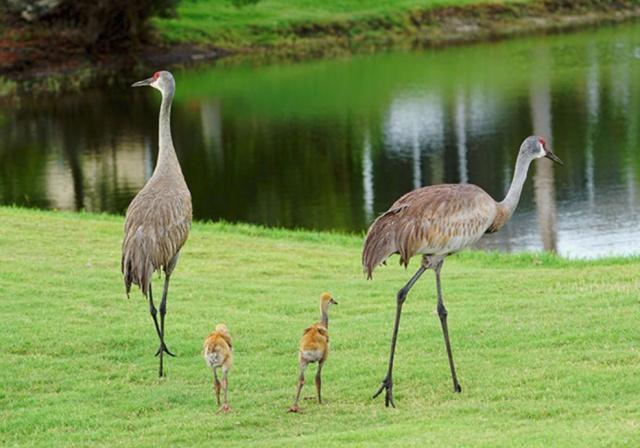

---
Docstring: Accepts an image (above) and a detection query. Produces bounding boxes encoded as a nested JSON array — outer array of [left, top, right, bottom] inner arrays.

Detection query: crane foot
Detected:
[[373, 376, 396, 408], [155, 342, 176, 357]]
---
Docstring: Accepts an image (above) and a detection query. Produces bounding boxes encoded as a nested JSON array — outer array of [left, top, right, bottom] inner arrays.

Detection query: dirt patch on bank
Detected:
[[407, 0, 640, 44]]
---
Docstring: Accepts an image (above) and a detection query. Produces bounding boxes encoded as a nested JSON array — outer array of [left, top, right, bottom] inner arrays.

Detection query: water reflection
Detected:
[[454, 90, 469, 184], [585, 45, 599, 206], [530, 45, 558, 253], [384, 93, 445, 189], [2, 22, 640, 258], [362, 132, 374, 223]]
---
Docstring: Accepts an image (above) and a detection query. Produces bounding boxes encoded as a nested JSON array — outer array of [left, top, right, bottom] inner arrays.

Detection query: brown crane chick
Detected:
[[288, 292, 338, 413], [204, 324, 233, 414]]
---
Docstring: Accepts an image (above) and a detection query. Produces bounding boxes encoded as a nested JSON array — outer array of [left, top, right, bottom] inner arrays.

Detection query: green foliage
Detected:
[[5, 0, 179, 50], [1, 207, 639, 446]]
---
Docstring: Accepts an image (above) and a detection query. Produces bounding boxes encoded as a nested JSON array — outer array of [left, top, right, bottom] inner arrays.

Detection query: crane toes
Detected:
[[373, 377, 396, 408], [287, 405, 302, 413], [154, 343, 176, 357]]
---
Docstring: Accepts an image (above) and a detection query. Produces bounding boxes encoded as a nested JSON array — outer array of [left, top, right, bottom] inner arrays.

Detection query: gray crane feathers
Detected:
[[362, 184, 497, 279], [121, 70, 192, 297], [362, 135, 563, 279]]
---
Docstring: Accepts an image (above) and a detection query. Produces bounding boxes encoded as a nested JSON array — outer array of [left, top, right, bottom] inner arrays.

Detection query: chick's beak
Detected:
[[544, 151, 564, 166], [131, 77, 154, 88], [330, 298, 338, 305]]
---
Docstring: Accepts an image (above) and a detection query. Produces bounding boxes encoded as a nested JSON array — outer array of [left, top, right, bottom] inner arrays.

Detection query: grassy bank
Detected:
[[154, 0, 640, 55], [1, 206, 639, 446]]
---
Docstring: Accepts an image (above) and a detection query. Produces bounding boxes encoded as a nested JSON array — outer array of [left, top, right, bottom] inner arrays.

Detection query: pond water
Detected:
[[2, 22, 640, 258]]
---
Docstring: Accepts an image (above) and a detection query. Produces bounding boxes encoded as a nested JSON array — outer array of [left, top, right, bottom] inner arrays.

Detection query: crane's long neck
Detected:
[[320, 304, 329, 328], [157, 85, 180, 171], [499, 153, 533, 219]]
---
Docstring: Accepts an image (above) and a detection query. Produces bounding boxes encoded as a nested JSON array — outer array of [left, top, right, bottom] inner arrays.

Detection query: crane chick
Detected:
[[204, 324, 233, 413], [288, 292, 338, 413]]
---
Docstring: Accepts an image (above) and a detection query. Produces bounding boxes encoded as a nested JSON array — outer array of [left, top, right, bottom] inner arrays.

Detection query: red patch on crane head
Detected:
[[538, 137, 547, 148], [152, 71, 161, 80]]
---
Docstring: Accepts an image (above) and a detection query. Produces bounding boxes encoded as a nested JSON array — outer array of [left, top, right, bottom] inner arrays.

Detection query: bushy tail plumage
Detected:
[[362, 207, 406, 279], [121, 236, 155, 297]]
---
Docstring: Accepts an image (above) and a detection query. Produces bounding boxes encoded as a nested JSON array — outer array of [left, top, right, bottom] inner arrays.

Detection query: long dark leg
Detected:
[[373, 265, 427, 407], [148, 284, 163, 341], [147, 284, 165, 346], [148, 285, 169, 377], [315, 361, 324, 404], [154, 274, 175, 378], [155, 273, 175, 357], [434, 261, 462, 393]]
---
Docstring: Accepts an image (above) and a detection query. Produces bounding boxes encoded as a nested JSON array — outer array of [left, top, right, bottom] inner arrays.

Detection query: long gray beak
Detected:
[[131, 77, 153, 87], [545, 151, 564, 166]]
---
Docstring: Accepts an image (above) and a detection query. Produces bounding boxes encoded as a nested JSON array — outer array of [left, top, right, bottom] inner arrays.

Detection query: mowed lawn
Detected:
[[1, 207, 639, 446], [154, 0, 526, 47]]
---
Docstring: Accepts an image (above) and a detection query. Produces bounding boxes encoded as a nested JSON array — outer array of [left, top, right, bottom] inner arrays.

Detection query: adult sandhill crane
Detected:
[[288, 292, 338, 413], [122, 71, 192, 378], [204, 324, 233, 413], [363, 136, 562, 407]]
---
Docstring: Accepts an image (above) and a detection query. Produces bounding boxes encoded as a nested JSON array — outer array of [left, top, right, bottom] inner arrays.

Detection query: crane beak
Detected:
[[544, 151, 564, 166], [131, 77, 154, 88], [330, 298, 338, 305]]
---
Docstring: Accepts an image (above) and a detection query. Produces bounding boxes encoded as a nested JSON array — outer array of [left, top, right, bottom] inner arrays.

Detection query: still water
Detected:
[[2, 23, 640, 258]]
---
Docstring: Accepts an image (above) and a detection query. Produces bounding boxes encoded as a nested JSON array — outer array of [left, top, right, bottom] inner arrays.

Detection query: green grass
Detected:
[[152, 0, 640, 57], [154, 0, 527, 49], [1, 206, 639, 446]]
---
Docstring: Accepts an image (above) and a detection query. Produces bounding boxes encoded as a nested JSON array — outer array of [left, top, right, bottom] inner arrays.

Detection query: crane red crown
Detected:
[[152, 71, 161, 80], [538, 137, 546, 148]]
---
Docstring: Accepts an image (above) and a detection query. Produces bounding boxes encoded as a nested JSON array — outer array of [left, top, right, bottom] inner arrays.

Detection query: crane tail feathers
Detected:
[[121, 247, 154, 298], [362, 211, 403, 279]]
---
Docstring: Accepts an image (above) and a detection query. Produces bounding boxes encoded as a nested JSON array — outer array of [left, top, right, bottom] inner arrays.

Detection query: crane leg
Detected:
[[147, 283, 168, 374], [315, 360, 324, 404], [154, 274, 176, 377], [213, 367, 221, 406], [217, 368, 231, 414], [289, 361, 308, 413], [373, 265, 427, 407], [434, 261, 462, 393], [155, 274, 175, 355]]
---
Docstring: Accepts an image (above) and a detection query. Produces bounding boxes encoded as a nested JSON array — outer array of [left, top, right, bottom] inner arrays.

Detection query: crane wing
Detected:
[[362, 184, 497, 278], [121, 182, 192, 296]]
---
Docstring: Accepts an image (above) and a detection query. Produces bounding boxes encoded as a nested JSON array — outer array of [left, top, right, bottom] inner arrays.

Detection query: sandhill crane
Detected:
[[204, 324, 233, 413], [122, 71, 192, 378], [288, 292, 338, 413], [363, 136, 562, 407]]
